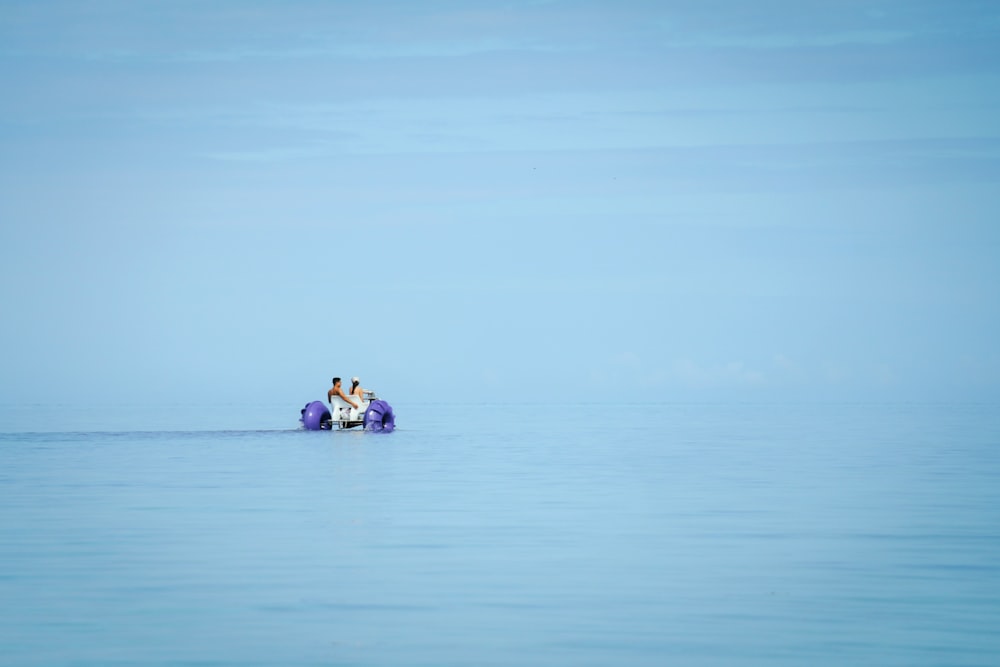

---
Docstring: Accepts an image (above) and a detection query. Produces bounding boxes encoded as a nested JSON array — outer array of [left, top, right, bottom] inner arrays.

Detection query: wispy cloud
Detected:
[[200, 145, 334, 163], [5, 1, 998, 84], [671, 359, 766, 389]]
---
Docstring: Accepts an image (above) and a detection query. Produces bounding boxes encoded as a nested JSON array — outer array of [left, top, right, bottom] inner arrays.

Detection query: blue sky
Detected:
[[1, 1, 998, 406]]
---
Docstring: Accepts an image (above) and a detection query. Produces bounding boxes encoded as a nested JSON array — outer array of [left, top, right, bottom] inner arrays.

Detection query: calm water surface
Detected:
[[1, 402, 998, 666]]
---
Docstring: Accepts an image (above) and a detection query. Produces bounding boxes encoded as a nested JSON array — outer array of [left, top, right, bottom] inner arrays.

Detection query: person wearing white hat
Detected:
[[347, 377, 370, 421], [349, 377, 366, 403]]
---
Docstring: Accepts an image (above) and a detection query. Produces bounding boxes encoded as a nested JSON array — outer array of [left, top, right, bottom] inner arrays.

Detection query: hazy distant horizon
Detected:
[[2, 1, 998, 408]]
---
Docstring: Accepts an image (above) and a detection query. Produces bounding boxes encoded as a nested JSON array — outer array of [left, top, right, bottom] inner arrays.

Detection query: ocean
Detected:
[[1, 401, 998, 666]]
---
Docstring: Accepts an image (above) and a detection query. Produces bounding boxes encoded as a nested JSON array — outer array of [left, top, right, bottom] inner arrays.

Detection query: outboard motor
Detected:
[[300, 400, 332, 430]]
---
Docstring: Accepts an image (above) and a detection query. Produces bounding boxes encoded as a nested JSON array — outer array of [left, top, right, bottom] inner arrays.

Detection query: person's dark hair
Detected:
[[351, 379, 359, 393], [332, 377, 341, 385]]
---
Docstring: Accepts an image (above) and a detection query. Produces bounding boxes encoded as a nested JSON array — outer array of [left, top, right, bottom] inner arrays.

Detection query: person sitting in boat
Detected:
[[349, 376, 367, 404], [327, 377, 358, 412]]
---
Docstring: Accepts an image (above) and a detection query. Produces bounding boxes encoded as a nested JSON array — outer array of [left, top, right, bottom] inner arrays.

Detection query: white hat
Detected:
[[351, 376, 359, 384]]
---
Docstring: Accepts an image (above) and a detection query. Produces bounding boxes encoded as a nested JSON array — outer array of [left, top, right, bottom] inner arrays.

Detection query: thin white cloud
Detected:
[[200, 145, 333, 162], [671, 359, 766, 388], [657, 28, 912, 50], [163, 37, 564, 64]]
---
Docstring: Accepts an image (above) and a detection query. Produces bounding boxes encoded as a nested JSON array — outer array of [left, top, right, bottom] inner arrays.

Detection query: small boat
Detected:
[[300, 391, 396, 432]]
